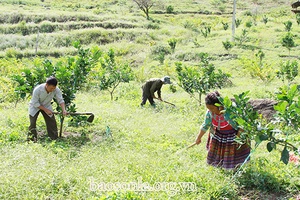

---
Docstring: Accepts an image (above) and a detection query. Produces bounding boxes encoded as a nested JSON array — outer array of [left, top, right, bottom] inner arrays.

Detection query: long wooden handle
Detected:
[[53, 112, 93, 115], [186, 142, 197, 149], [162, 100, 176, 106]]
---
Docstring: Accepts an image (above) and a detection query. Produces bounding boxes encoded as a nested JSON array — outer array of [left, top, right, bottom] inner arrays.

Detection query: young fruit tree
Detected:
[[12, 41, 101, 114], [219, 84, 300, 164], [89, 49, 134, 100], [281, 32, 296, 56], [175, 53, 231, 105], [276, 60, 299, 85]]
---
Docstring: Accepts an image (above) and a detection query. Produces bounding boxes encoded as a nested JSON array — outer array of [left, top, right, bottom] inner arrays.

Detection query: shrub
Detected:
[[235, 18, 242, 28], [167, 38, 177, 53], [221, 21, 229, 30], [234, 29, 250, 46], [239, 50, 275, 83], [245, 21, 253, 28], [276, 60, 299, 85], [40, 21, 56, 33], [262, 15, 268, 24], [284, 20, 292, 32], [145, 22, 160, 29], [18, 21, 29, 36], [222, 40, 234, 53], [166, 5, 174, 13], [151, 45, 171, 59], [281, 32, 296, 55]]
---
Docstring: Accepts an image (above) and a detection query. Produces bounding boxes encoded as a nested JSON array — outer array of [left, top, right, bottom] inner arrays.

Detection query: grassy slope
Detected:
[[0, 0, 300, 199]]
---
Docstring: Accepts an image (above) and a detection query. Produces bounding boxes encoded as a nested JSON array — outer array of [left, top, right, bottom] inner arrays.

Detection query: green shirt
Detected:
[[142, 78, 164, 98]]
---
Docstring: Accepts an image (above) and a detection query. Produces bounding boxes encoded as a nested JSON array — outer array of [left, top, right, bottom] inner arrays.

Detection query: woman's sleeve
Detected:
[[200, 110, 212, 132]]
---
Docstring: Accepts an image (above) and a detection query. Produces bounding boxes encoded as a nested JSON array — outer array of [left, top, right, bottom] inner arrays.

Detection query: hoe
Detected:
[[53, 112, 94, 137]]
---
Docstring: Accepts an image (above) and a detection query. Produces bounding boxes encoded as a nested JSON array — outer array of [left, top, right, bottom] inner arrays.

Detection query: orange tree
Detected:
[[219, 84, 300, 164], [12, 41, 101, 113], [89, 49, 134, 101], [176, 52, 231, 105]]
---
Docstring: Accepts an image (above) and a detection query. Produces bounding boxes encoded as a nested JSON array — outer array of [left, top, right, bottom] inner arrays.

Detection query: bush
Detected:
[[40, 21, 57, 33], [166, 5, 174, 13], [145, 22, 160, 29], [151, 45, 171, 57], [18, 21, 29, 36]]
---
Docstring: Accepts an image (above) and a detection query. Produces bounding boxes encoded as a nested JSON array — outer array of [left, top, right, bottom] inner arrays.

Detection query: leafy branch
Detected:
[[219, 85, 300, 164]]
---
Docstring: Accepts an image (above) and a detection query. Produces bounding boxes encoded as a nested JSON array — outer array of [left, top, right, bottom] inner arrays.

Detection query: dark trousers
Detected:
[[141, 93, 155, 106], [28, 110, 58, 141]]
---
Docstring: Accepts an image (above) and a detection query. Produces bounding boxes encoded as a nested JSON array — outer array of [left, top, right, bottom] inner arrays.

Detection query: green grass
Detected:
[[0, 87, 299, 199], [0, 0, 300, 199]]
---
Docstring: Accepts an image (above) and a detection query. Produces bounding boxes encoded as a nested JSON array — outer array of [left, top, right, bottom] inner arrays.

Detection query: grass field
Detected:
[[0, 0, 300, 199]]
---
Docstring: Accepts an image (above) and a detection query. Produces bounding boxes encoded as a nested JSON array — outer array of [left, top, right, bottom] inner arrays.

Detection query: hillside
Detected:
[[0, 0, 300, 199]]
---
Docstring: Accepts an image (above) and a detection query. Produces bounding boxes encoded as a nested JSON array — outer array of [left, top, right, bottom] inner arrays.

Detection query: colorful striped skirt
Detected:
[[206, 128, 251, 170]]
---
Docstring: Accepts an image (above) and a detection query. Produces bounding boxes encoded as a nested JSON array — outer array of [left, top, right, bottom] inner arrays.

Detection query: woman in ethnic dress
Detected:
[[195, 91, 251, 169]]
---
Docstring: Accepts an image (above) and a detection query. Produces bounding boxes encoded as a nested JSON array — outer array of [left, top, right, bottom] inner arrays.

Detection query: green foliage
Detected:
[[40, 21, 56, 33], [18, 20, 29, 36], [0, 77, 15, 104], [151, 44, 171, 63], [5, 48, 18, 58], [235, 18, 242, 28], [262, 15, 268, 24], [237, 158, 296, 193], [234, 29, 250, 46], [166, 5, 174, 13], [157, 52, 165, 64], [1, 1, 300, 199], [99, 192, 145, 200], [274, 84, 300, 129], [145, 22, 160, 29], [296, 13, 300, 25], [239, 50, 275, 83], [221, 21, 229, 30], [281, 32, 296, 55], [222, 39, 234, 53], [276, 60, 299, 85], [12, 41, 101, 111], [175, 53, 231, 104], [245, 20, 253, 28], [283, 20, 292, 32], [167, 38, 177, 53], [220, 85, 300, 165], [200, 25, 211, 38], [90, 49, 134, 100], [169, 84, 177, 93]]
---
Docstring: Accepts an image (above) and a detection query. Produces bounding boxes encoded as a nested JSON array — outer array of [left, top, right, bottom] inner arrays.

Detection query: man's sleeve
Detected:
[[150, 81, 162, 98], [149, 82, 157, 97], [55, 87, 65, 104], [31, 87, 41, 108], [157, 87, 161, 98]]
